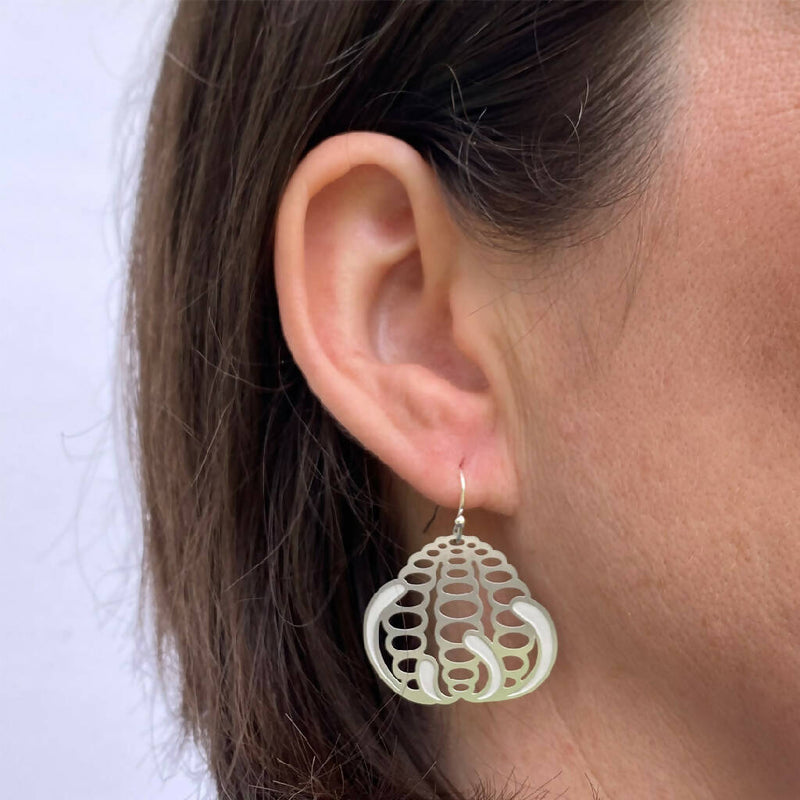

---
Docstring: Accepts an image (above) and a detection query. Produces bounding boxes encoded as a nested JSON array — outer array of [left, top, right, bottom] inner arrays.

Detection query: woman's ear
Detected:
[[274, 132, 519, 515]]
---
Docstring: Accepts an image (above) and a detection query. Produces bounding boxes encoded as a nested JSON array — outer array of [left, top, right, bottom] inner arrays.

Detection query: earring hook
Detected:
[[452, 467, 466, 542]]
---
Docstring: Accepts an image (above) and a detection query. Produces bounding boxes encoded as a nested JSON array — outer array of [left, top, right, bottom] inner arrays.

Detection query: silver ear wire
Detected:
[[452, 467, 466, 542], [363, 465, 558, 705]]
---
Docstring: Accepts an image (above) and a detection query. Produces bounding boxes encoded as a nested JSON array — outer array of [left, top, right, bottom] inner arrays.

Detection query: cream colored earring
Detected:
[[363, 468, 557, 704]]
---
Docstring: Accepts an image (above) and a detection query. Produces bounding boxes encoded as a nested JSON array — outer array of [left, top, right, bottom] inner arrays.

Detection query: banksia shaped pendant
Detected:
[[362, 469, 557, 705]]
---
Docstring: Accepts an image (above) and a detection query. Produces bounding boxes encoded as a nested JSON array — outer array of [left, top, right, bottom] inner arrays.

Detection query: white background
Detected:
[[1, 2, 205, 798]]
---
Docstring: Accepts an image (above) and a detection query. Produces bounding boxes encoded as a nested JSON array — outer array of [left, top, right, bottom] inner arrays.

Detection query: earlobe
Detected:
[[274, 132, 519, 515]]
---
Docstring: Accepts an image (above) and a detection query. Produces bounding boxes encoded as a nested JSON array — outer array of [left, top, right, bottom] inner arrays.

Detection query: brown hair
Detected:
[[125, 2, 681, 798]]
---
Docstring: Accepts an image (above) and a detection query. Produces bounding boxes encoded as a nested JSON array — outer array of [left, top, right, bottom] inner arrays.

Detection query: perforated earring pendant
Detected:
[[363, 468, 557, 705]]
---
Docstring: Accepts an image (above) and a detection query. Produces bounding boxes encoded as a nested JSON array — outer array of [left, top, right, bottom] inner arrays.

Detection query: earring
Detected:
[[363, 467, 557, 705]]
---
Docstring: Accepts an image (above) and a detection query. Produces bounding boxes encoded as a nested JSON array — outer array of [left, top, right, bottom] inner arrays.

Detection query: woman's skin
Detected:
[[274, 2, 800, 798]]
